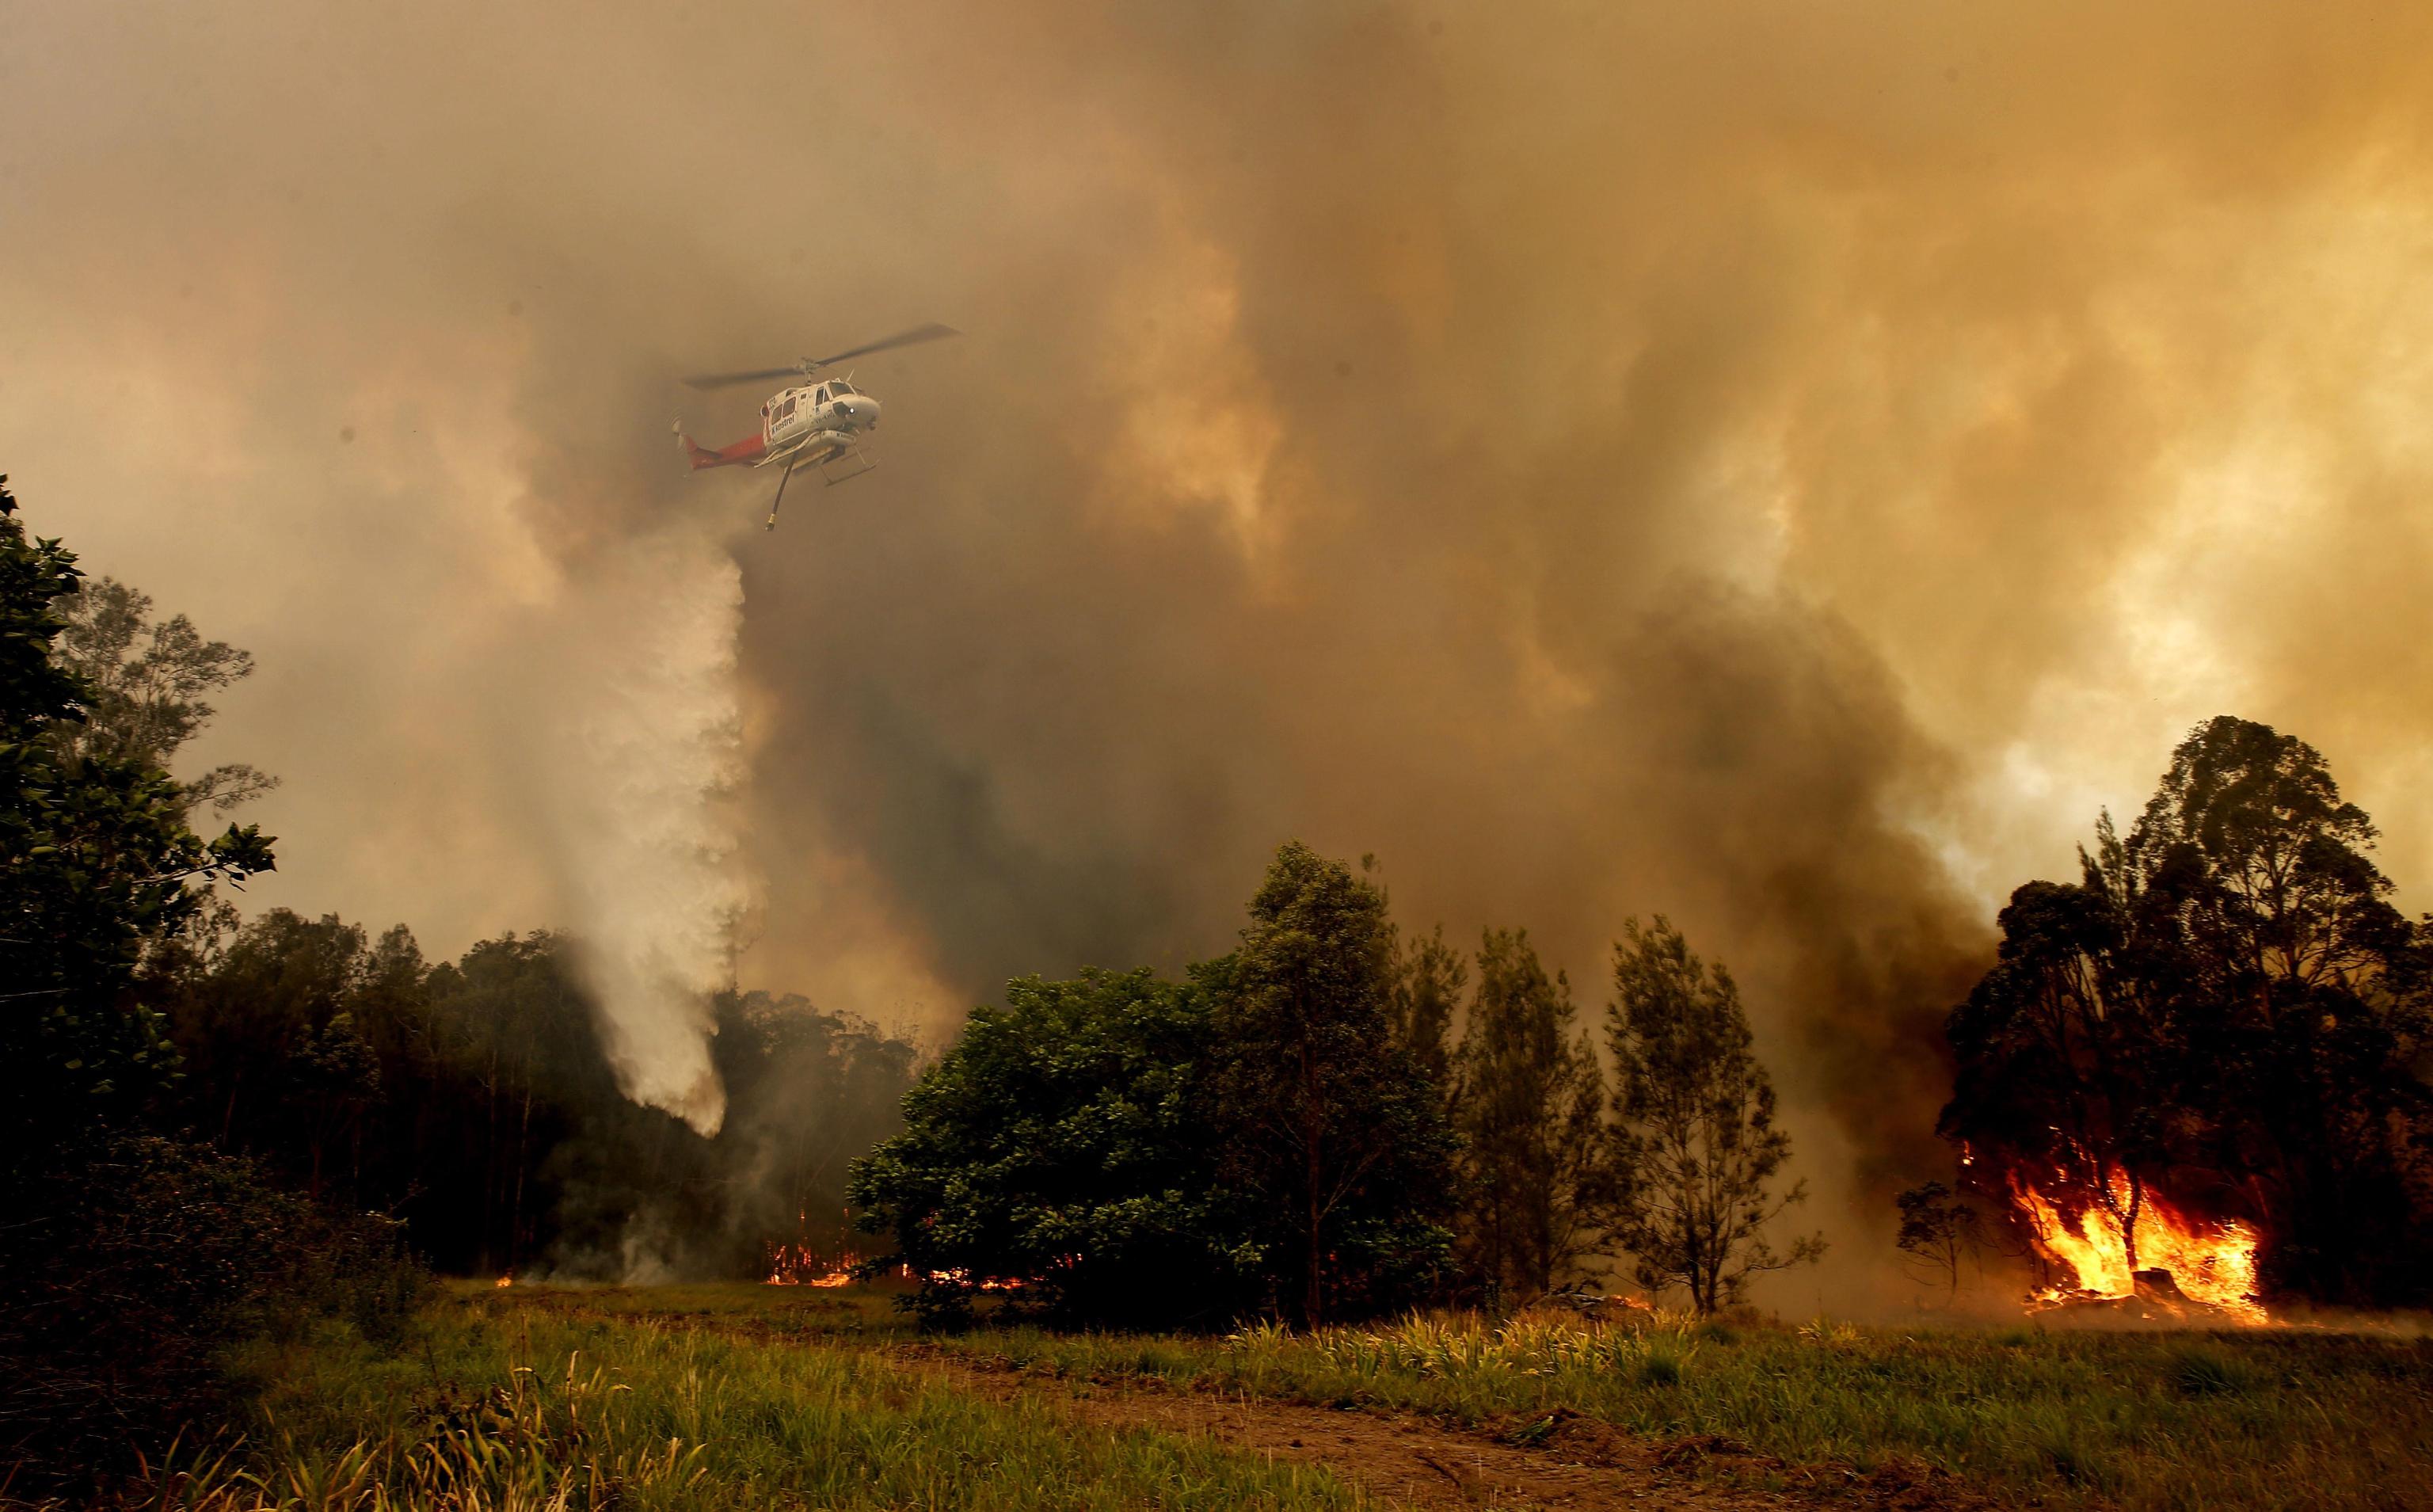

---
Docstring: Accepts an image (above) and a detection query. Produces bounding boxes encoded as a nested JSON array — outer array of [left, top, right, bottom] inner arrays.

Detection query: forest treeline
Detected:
[[850, 840, 1822, 1327], [0, 478, 922, 1485], [154, 916, 919, 1278]]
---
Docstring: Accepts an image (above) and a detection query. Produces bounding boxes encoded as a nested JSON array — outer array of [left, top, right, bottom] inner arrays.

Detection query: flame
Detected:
[[921, 1266, 1026, 1291], [765, 1241, 859, 1287], [494, 1274, 513, 1288], [2009, 1171, 2266, 1325]]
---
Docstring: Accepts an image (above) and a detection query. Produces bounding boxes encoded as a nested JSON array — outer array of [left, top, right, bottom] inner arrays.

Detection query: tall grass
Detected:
[[966, 1305, 2433, 1511], [29, 1297, 1369, 1512], [46, 1286, 2431, 1512]]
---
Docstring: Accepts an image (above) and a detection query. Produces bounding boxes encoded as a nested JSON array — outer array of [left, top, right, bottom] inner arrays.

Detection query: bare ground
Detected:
[[891, 1345, 2005, 1512]]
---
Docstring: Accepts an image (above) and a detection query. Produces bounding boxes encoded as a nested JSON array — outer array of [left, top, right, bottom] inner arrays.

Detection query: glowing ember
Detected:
[[2010, 1172, 2266, 1325], [494, 1274, 512, 1288]]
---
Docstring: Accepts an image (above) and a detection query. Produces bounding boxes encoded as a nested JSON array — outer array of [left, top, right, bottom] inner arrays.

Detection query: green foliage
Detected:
[[0, 1131, 425, 1485], [2166, 1345, 2243, 1398], [853, 842, 1457, 1329], [0, 477, 274, 1141], [1450, 927, 1611, 1302], [158, 912, 920, 1278], [1942, 715, 2433, 1305], [1605, 917, 1822, 1313], [957, 1297, 2433, 1512], [850, 967, 1251, 1327], [1209, 841, 1458, 1325], [1387, 922, 1464, 1108], [121, 1291, 1370, 1512], [47, 575, 276, 815]]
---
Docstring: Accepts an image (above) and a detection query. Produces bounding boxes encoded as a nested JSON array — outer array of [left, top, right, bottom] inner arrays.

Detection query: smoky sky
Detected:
[[9, 1, 2433, 1303]]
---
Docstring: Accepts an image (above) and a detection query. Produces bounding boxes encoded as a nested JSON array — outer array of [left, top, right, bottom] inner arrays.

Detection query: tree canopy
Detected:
[[1941, 715, 2433, 1305], [1605, 917, 1822, 1313], [853, 842, 1459, 1328]]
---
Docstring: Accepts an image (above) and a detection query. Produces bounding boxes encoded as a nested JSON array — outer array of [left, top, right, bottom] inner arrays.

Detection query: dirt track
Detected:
[[895, 1346, 1989, 1511]]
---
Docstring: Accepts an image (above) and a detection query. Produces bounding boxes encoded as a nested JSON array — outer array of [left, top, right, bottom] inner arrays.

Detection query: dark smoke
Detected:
[[8, 0, 2433, 1306]]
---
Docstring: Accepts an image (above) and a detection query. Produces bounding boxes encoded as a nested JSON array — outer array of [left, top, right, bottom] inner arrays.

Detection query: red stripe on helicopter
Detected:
[[682, 432, 768, 470]]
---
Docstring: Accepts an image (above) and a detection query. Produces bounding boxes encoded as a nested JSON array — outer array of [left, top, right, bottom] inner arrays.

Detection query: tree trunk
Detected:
[[508, 1084, 533, 1271]]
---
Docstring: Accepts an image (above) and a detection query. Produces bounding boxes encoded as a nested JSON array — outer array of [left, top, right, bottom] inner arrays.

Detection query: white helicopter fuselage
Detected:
[[759, 379, 881, 467]]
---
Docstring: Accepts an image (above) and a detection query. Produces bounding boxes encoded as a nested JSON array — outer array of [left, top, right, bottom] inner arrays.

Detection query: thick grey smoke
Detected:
[[8, 0, 2433, 1306]]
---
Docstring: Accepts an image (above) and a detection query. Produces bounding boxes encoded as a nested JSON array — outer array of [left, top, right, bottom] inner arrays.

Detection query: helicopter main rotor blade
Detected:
[[803, 322, 960, 369], [680, 364, 809, 391], [682, 324, 958, 390]]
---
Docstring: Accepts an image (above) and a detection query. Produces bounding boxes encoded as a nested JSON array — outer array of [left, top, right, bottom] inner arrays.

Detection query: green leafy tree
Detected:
[[850, 968, 1247, 1326], [1209, 841, 1456, 1324], [1453, 927, 1610, 1302], [0, 478, 273, 1140], [47, 575, 276, 814], [1605, 917, 1822, 1313], [0, 479, 419, 1490], [1389, 922, 1465, 1111]]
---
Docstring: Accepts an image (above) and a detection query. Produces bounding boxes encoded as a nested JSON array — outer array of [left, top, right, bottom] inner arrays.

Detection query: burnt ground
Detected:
[[893, 1345, 2006, 1511]]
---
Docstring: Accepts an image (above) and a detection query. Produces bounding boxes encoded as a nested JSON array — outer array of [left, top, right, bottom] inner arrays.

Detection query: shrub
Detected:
[[0, 1132, 427, 1490]]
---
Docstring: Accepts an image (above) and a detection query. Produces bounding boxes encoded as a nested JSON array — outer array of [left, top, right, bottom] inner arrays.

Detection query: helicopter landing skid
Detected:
[[819, 446, 878, 486]]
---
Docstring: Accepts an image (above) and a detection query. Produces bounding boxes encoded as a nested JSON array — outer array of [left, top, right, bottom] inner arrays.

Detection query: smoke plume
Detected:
[[7, 0, 2433, 1305]]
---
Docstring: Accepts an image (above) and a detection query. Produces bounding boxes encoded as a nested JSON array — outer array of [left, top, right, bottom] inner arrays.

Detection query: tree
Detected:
[[1894, 1181, 1984, 1301], [0, 478, 273, 1140], [1209, 842, 1457, 1324], [1937, 876, 2171, 1283], [1452, 927, 1610, 1302], [46, 576, 276, 814], [0, 479, 407, 1491], [1940, 716, 2433, 1306], [850, 968, 1247, 1327], [1604, 917, 1822, 1313], [1389, 922, 1465, 1111]]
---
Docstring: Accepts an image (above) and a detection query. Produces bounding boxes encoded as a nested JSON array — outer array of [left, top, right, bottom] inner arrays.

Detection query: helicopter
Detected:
[[673, 322, 958, 530]]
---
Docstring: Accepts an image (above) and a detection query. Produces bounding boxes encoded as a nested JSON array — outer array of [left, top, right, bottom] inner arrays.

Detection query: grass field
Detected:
[[963, 1308, 2433, 1510], [64, 1283, 2433, 1510]]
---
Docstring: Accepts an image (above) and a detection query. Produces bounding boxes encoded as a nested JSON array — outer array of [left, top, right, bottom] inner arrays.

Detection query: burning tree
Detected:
[[1940, 716, 2433, 1313]]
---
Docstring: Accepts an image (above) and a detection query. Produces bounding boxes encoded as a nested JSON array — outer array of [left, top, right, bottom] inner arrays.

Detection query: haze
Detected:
[[6, 1, 2432, 1305]]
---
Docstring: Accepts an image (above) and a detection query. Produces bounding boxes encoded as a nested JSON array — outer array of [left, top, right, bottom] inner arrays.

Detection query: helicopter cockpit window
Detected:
[[830, 382, 855, 396], [775, 397, 796, 420]]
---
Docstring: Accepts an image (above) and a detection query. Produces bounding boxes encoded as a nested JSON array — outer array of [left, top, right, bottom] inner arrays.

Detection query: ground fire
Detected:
[[764, 1242, 859, 1287], [2007, 1170, 2266, 1326]]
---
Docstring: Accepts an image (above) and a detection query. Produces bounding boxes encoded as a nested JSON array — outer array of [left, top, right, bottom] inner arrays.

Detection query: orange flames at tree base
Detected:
[[2008, 1172, 2267, 1326]]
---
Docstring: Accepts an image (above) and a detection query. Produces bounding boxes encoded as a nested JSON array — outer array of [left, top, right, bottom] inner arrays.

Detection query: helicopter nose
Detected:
[[855, 396, 881, 429]]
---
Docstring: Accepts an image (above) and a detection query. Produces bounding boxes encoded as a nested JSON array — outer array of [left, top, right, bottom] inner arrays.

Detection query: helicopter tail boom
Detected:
[[672, 421, 767, 470]]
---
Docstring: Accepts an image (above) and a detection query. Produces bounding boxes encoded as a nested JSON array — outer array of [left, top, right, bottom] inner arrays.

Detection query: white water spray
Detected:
[[530, 517, 755, 1135]]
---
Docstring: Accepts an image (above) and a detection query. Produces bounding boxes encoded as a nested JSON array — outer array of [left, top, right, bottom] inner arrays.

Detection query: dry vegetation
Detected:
[[33, 1283, 2431, 1511]]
